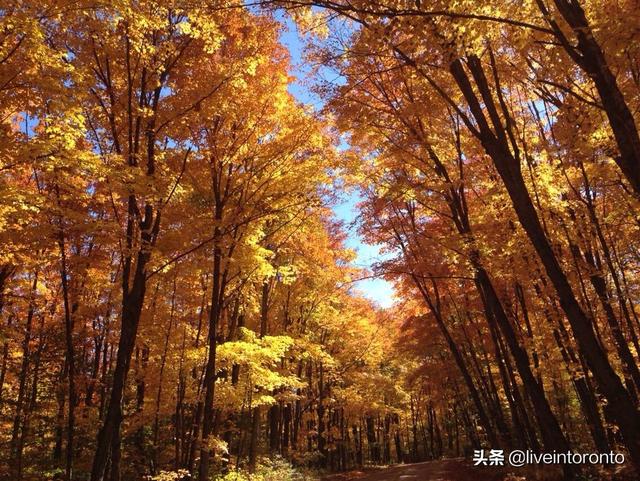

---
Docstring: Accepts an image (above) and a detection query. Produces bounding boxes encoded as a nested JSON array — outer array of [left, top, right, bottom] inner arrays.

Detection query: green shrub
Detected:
[[215, 457, 317, 481]]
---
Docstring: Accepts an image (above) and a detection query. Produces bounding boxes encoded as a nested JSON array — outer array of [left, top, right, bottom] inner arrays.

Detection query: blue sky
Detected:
[[277, 16, 396, 309]]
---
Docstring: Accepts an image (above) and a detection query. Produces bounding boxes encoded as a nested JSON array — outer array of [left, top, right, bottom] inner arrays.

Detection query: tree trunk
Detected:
[[198, 226, 223, 481], [90, 219, 155, 481], [10, 271, 37, 480], [57, 222, 76, 481]]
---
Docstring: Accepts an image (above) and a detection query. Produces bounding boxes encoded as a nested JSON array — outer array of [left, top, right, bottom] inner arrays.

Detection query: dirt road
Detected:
[[325, 459, 512, 481]]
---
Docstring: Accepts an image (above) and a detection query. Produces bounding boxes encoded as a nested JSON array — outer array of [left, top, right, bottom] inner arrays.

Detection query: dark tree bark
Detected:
[[56, 214, 76, 481], [90, 201, 160, 481], [198, 227, 223, 481], [153, 276, 177, 472], [0, 265, 13, 406], [10, 271, 37, 480], [0, 314, 13, 407]]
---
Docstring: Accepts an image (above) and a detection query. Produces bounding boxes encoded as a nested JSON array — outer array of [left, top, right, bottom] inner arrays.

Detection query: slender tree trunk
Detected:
[[282, 402, 292, 456], [16, 314, 45, 481], [0, 266, 13, 406], [198, 228, 222, 481], [153, 276, 177, 472], [10, 271, 37, 480], [90, 213, 156, 481], [476, 267, 570, 454], [0, 314, 13, 406], [57, 220, 76, 481], [248, 406, 260, 472], [175, 326, 187, 470]]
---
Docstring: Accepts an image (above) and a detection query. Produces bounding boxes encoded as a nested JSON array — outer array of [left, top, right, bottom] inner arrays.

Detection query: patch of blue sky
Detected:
[[278, 15, 396, 308], [332, 191, 396, 308]]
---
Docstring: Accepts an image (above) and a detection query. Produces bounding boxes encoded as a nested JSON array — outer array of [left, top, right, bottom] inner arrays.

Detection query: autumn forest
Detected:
[[1, 1, 640, 480]]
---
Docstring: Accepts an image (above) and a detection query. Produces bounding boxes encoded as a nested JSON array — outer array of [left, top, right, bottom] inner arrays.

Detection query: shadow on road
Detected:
[[322, 458, 557, 481]]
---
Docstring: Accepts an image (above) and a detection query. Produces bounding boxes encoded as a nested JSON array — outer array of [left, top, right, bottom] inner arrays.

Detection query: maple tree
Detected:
[[1, 1, 640, 481]]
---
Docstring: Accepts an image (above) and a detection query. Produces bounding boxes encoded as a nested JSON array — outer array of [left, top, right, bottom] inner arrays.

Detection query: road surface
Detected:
[[325, 459, 511, 481]]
